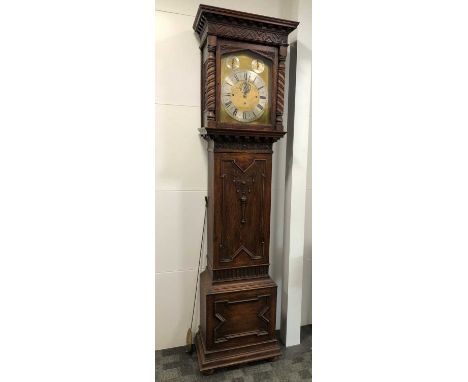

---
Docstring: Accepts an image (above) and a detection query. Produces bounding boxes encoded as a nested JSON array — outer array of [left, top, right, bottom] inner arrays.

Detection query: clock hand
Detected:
[[242, 82, 251, 97]]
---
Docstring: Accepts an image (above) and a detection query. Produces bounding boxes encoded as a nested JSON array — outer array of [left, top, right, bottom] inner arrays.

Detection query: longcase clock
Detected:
[[192, 5, 298, 374]]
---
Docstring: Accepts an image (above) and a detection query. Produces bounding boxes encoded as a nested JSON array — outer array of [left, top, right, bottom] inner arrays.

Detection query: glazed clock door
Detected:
[[217, 42, 278, 128]]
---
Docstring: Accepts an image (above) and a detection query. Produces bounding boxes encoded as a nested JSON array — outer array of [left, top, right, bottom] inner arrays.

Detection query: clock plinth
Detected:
[[195, 270, 281, 373], [193, 5, 298, 373]]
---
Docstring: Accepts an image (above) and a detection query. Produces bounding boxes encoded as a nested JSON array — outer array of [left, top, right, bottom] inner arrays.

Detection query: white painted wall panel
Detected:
[[155, 190, 206, 274], [280, 0, 311, 346], [156, 0, 298, 19], [302, 259, 312, 325], [156, 104, 207, 191], [155, 11, 200, 106], [155, 270, 199, 350]]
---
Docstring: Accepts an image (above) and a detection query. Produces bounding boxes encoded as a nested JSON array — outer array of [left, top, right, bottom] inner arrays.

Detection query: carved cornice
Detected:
[[193, 5, 299, 46]]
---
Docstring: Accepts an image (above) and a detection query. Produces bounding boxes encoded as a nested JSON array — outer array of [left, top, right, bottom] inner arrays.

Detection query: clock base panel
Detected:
[[195, 330, 281, 373], [195, 270, 281, 373]]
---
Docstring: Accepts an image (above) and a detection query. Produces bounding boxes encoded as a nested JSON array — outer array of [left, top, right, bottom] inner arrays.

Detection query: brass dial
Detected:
[[221, 70, 268, 123], [220, 51, 271, 125]]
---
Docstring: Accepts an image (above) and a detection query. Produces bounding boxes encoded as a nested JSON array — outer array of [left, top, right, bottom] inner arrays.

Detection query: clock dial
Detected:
[[220, 51, 271, 125], [221, 70, 268, 122]]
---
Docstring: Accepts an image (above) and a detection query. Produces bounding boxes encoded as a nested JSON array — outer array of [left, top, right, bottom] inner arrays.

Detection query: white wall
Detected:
[[302, 94, 312, 326], [155, 0, 309, 350], [279, 0, 312, 346], [155, 3, 205, 350]]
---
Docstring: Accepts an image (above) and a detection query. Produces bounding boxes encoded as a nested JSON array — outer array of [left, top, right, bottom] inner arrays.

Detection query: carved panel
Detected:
[[213, 294, 271, 344], [219, 158, 267, 264]]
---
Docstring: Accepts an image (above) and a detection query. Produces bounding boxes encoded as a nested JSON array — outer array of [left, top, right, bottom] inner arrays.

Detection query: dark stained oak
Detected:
[[193, 5, 298, 374]]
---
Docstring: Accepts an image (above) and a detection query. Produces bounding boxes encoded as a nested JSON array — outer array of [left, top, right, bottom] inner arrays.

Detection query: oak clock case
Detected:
[[193, 5, 298, 375]]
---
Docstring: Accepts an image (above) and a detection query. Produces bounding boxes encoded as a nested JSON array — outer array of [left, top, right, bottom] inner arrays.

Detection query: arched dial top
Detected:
[[221, 70, 268, 123]]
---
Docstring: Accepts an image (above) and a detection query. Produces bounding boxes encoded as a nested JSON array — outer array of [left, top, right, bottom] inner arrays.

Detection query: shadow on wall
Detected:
[[280, 36, 313, 342], [269, 39, 298, 333], [285, 40, 298, 169], [279, 39, 296, 342]]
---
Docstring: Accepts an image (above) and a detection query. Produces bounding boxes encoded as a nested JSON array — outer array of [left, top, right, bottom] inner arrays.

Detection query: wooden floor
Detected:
[[156, 325, 312, 381]]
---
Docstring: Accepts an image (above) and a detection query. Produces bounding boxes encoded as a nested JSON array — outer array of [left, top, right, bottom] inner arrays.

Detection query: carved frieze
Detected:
[[208, 23, 288, 45], [199, 127, 286, 144], [214, 141, 273, 152], [212, 265, 269, 282]]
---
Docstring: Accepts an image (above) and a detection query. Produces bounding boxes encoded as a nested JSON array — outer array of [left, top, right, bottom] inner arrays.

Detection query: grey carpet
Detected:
[[156, 325, 311, 381]]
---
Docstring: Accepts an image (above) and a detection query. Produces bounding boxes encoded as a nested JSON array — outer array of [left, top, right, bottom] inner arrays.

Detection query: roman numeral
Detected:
[[258, 86, 264, 90], [243, 112, 247, 119], [260, 96, 266, 99], [234, 74, 239, 81], [257, 104, 263, 110], [225, 101, 232, 107], [233, 109, 238, 116]]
